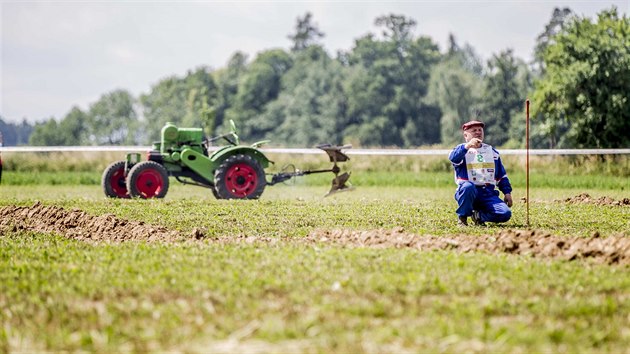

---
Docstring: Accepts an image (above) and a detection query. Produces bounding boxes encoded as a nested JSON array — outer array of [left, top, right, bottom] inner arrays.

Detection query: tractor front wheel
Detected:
[[102, 161, 130, 198], [214, 154, 266, 199], [126, 161, 170, 199]]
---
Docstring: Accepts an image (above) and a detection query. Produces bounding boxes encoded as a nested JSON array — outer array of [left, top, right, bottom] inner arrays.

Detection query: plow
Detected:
[[101, 121, 352, 199]]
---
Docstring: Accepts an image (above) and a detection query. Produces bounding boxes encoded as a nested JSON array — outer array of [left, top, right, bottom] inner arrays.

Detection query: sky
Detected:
[[1, 0, 628, 124]]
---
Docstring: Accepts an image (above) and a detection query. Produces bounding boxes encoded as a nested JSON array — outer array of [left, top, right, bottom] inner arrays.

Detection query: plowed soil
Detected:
[[0, 202, 183, 243], [307, 228, 630, 265], [1, 201, 628, 265], [559, 192, 630, 206]]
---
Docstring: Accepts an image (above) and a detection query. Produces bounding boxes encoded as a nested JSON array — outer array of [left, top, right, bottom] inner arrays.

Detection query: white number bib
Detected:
[[465, 145, 495, 185]]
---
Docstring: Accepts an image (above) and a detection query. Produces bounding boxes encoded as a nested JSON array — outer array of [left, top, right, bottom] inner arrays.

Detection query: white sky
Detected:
[[1, 0, 628, 124]]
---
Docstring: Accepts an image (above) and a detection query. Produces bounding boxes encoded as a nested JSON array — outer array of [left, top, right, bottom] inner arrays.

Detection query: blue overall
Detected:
[[449, 144, 512, 223]]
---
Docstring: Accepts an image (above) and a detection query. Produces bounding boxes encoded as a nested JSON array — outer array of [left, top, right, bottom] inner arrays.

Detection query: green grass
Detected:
[[1, 171, 101, 185], [2, 230, 629, 352], [1, 155, 629, 352], [2, 169, 628, 191], [1, 184, 630, 351], [1, 184, 629, 237], [2, 151, 629, 188]]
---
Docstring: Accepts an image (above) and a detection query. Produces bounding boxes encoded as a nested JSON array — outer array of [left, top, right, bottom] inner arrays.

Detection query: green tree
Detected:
[[480, 50, 525, 147], [182, 67, 219, 131], [375, 14, 416, 56], [28, 107, 87, 146], [342, 14, 440, 147], [140, 67, 218, 141], [225, 49, 293, 140], [212, 52, 248, 134], [1, 118, 34, 146], [427, 35, 484, 145], [533, 7, 574, 75], [29, 118, 65, 146], [528, 8, 576, 149], [446, 33, 484, 76], [259, 46, 348, 146], [533, 8, 630, 148], [288, 12, 325, 52], [59, 107, 89, 145], [88, 89, 138, 145]]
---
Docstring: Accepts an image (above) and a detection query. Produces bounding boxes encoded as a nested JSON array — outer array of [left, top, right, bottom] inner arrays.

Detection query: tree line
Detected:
[[1, 7, 628, 149]]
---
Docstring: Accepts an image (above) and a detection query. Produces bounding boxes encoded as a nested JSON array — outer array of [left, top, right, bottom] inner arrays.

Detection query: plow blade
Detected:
[[267, 143, 354, 197], [325, 172, 353, 197], [317, 144, 351, 163]]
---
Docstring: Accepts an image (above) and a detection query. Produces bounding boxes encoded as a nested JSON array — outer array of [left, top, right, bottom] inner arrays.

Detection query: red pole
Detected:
[[526, 99, 530, 228]]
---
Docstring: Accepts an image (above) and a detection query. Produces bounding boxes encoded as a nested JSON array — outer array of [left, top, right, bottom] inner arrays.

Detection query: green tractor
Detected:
[[101, 121, 352, 199]]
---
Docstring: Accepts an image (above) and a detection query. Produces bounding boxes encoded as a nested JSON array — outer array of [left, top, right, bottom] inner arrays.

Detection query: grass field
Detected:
[[1, 153, 629, 352]]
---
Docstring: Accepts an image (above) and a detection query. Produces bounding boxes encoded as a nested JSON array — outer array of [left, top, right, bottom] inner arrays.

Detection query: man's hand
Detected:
[[465, 138, 482, 149], [504, 193, 513, 207]]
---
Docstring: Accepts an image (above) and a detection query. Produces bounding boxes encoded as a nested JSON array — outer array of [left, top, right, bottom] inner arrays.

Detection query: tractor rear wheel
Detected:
[[102, 161, 130, 198], [211, 186, 221, 199], [214, 154, 266, 199], [126, 161, 170, 199]]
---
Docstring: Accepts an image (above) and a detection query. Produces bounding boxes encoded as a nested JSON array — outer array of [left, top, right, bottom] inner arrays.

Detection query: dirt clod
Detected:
[[0, 202, 184, 243], [306, 228, 630, 265], [560, 193, 630, 206]]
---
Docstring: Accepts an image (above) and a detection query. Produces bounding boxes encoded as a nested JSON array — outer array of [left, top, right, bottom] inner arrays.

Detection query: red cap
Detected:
[[461, 120, 485, 131]]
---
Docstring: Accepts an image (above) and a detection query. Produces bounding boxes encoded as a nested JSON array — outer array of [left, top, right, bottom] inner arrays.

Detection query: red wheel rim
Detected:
[[109, 167, 128, 198], [225, 163, 258, 197], [135, 169, 164, 198]]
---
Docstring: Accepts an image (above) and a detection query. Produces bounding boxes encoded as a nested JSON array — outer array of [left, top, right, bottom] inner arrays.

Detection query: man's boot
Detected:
[[472, 210, 485, 226], [458, 216, 468, 226]]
